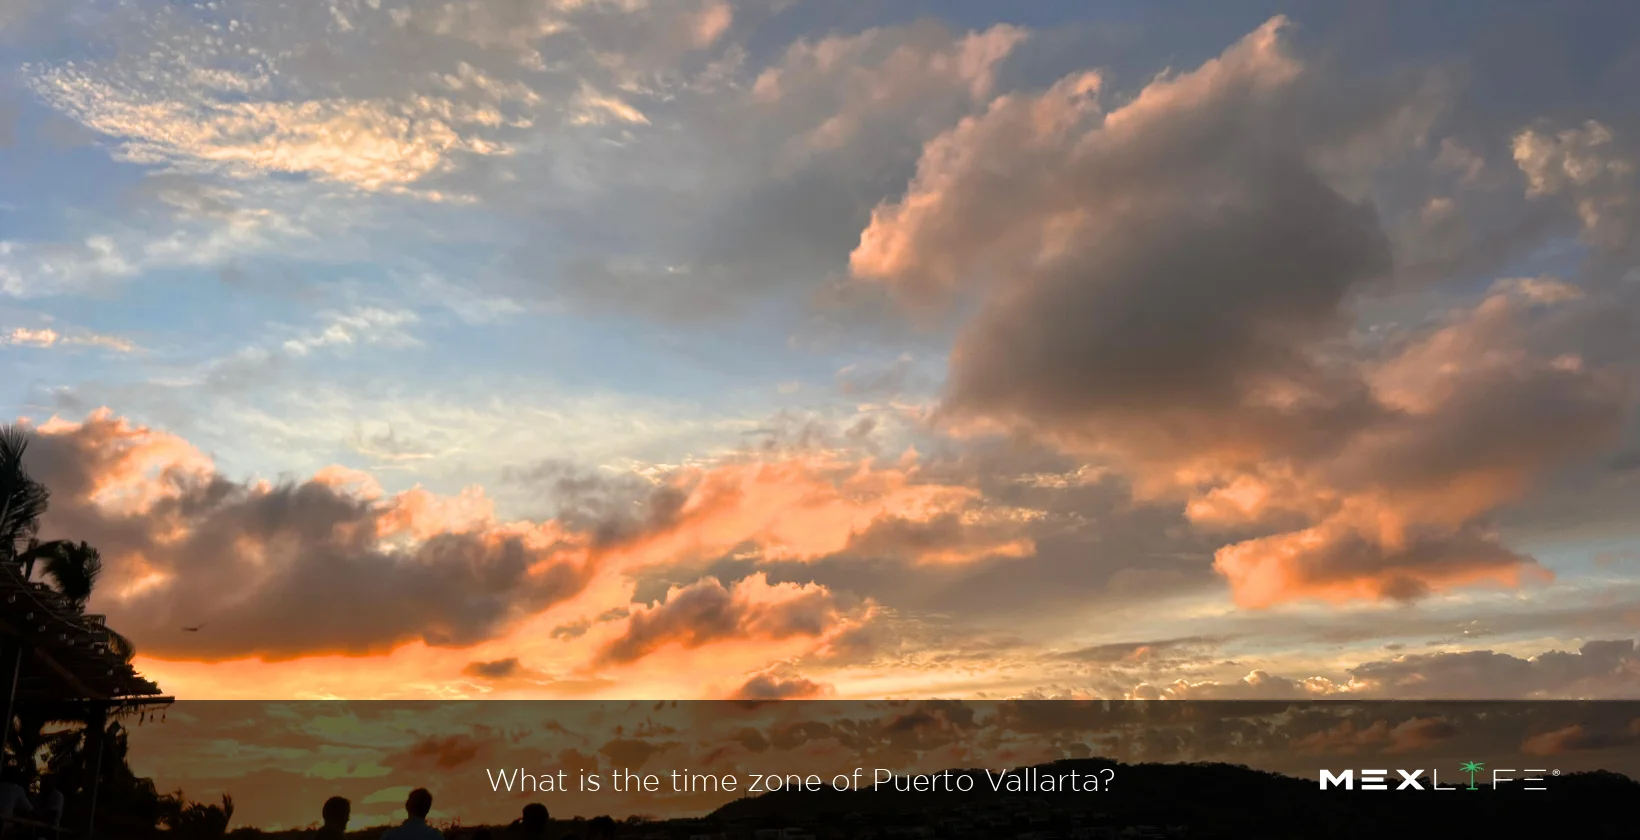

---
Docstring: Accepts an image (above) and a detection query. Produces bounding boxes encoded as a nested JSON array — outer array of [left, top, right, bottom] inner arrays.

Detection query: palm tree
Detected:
[[17, 539, 102, 609], [0, 427, 219, 837], [0, 426, 135, 661], [0, 425, 50, 563], [40, 718, 171, 838], [0, 425, 139, 790]]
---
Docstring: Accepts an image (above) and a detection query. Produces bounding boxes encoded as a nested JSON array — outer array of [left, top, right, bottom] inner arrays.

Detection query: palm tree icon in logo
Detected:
[[1460, 761, 1484, 790]]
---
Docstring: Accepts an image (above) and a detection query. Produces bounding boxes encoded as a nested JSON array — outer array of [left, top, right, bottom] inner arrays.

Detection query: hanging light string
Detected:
[[4, 565, 160, 699]]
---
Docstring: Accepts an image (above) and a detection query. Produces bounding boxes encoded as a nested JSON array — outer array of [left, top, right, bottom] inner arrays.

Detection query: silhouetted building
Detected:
[[0, 560, 170, 839]]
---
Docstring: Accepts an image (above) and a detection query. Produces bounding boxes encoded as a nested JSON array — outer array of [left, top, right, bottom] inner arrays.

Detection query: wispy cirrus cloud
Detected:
[[3, 324, 138, 352]]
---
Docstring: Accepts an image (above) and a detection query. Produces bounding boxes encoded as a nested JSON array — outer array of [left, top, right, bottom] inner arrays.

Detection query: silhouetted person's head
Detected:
[[406, 788, 433, 820], [470, 831, 492, 840], [521, 803, 550, 832], [588, 815, 616, 839], [322, 796, 351, 826]]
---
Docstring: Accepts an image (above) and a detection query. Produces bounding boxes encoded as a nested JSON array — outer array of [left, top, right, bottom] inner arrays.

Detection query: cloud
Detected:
[[1133, 638, 1640, 701], [848, 17, 1631, 608], [594, 573, 862, 667], [1130, 669, 1334, 701], [23, 409, 596, 661], [1058, 637, 1221, 668], [0, 188, 322, 299], [5, 326, 61, 347], [749, 21, 1025, 167], [19, 0, 750, 211], [732, 672, 830, 700], [1213, 524, 1542, 607], [38, 81, 518, 194], [848, 16, 1393, 464], [280, 308, 420, 356], [6, 3, 1638, 705], [1293, 717, 1457, 755], [1521, 721, 1640, 756], [596, 454, 1040, 568], [18, 409, 1021, 669], [504, 19, 1030, 321], [1513, 120, 1636, 248], [24, 17, 534, 198], [8, 0, 754, 310], [462, 658, 525, 680], [3, 325, 139, 353], [1345, 639, 1640, 699], [840, 508, 1036, 565], [1210, 282, 1629, 607]]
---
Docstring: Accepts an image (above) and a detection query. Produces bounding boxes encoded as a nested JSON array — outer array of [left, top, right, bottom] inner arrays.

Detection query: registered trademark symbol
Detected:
[[1552, 769, 1560, 776]]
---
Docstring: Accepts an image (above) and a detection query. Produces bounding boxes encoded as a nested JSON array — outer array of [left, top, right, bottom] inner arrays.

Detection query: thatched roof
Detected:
[[0, 562, 169, 709]]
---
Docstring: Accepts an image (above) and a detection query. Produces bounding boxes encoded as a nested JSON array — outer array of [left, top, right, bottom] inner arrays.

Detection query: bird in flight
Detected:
[[181, 623, 205, 632]]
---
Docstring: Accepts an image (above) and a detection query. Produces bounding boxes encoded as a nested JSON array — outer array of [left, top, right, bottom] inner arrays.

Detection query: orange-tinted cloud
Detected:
[[1212, 520, 1544, 608], [604, 454, 1036, 568], [21, 410, 592, 662], [18, 409, 1021, 682], [848, 15, 1629, 608], [1209, 280, 1622, 605]]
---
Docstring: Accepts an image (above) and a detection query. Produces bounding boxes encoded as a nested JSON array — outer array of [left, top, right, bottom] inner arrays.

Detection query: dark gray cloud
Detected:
[[1346, 639, 1640, 699], [1058, 636, 1224, 666], [733, 672, 827, 700], [462, 658, 524, 680], [1133, 638, 1640, 701], [855, 18, 1405, 461], [595, 574, 846, 666]]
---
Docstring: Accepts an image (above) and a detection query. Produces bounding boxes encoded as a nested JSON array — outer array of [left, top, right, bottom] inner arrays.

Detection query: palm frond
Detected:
[[38, 541, 102, 608], [103, 626, 139, 662], [0, 425, 50, 562]]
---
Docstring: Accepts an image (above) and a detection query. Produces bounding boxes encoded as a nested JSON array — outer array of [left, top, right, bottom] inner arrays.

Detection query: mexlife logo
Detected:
[[1318, 762, 1556, 791]]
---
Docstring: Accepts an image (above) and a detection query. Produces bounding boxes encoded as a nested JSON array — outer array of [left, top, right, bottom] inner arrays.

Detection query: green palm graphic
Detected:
[[1460, 761, 1484, 790]]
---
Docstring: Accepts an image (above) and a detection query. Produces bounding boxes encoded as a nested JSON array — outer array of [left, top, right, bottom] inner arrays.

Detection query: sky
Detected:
[[1, 0, 1639, 702]]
